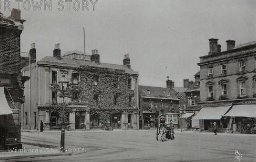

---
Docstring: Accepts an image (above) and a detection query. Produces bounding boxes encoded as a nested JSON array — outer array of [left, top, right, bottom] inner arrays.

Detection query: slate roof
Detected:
[[139, 85, 179, 100], [36, 56, 138, 75]]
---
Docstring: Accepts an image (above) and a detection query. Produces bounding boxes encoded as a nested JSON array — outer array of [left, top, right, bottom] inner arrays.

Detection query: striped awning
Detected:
[[224, 105, 256, 118], [0, 87, 13, 115], [193, 106, 231, 120]]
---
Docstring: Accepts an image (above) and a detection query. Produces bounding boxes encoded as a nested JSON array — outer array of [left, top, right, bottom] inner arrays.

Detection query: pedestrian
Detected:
[[40, 120, 44, 132], [213, 122, 217, 135]]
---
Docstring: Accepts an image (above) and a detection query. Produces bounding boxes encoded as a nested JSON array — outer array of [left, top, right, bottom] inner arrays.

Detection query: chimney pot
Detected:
[[91, 49, 100, 63], [53, 43, 61, 59], [29, 43, 36, 63], [31, 43, 35, 49], [226, 40, 235, 50], [11, 8, 21, 20], [166, 77, 174, 89], [123, 53, 131, 68], [217, 44, 221, 53]]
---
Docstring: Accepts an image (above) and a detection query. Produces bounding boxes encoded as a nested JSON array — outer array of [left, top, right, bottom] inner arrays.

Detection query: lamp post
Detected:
[[59, 76, 69, 152]]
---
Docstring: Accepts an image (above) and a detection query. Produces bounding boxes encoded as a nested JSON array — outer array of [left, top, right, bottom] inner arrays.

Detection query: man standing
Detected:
[[213, 122, 217, 135]]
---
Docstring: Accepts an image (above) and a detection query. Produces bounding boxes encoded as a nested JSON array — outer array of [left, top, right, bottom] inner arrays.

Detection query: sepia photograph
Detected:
[[0, 0, 256, 161]]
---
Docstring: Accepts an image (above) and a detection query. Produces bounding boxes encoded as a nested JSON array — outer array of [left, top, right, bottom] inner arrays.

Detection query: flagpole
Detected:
[[83, 27, 85, 54]]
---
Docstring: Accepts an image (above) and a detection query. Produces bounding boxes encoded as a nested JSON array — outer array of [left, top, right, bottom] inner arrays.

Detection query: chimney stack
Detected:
[[166, 76, 174, 89], [217, 44, 221, 53], [123, 53, 131, 68], [53, 43, 61, 59], [226, 40, 235, 51], [10, 8, 21, 21], [29, 43, 36, 63], [91, 49, 100, 63], [208, 38, 218, 55], [183, 79, 190, 88]]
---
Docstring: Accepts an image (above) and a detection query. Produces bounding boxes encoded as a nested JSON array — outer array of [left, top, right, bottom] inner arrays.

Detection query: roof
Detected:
[[36, 56, 138, 75], [0, 11, 23, 30], [139, 85, 179, 100], [224, 105, 256, 118], [173, 87, 188, 93], [193, 106, 231, 120]]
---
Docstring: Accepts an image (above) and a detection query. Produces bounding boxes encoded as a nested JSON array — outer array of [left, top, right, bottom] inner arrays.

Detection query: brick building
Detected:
[[139, 78, 179, 129], [21, 45, 139, 130], [0, 9, 25, 149], [195, 38, 256, 132]]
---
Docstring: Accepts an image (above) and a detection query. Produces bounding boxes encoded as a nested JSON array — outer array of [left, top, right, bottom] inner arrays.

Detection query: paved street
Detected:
[[7, 130, 256, 162]]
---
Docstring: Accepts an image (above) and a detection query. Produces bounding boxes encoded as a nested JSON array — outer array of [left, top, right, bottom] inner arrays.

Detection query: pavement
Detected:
[[1, 129, 256, 161]]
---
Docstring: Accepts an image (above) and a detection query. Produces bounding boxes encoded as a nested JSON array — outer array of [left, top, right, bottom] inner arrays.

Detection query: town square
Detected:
[[1, 0, 256, 161]]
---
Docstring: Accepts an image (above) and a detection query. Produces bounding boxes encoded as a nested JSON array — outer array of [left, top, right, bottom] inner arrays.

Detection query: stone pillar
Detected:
[[121, 112, 128, 130], [85, 111, 90, 130], [69, 111, 75, 130], [131, 112, 139, 129]]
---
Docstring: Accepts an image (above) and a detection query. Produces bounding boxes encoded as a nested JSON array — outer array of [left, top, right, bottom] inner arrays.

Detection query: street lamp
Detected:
[[59, 75, 69, 152]]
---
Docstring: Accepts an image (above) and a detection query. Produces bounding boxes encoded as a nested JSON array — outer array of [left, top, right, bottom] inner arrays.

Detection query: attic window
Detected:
[[147, 90, 150, 95]]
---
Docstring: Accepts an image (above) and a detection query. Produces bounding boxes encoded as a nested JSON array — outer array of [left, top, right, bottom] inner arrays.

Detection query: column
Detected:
[[69, 111, 75, 130], [85, 111, 90, 130], [121, 112, 128, 130], [131, 112, 139, 129]]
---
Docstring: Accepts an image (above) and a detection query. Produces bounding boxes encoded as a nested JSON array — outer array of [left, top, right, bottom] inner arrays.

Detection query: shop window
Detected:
[[52, 71, 57, 84]]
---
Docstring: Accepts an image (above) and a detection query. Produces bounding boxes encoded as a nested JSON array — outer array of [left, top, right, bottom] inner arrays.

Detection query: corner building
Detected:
[[195, 38, 256, 133]]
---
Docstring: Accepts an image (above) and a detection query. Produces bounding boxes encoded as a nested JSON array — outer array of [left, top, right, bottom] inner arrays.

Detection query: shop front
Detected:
[[224, 104, 256, 134]]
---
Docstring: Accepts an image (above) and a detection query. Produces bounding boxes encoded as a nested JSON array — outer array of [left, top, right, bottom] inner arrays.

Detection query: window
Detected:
[[208, 68, 213, 78], [72, 92, 79, 100], [239, 81, 246, 97], [34, 112, 37, 129], [129, 95, 133, 107], [128, 78, 132, 89], [221, 83, 227, 95], [25, 112, 28, 125], [114, 77, 120, 89], [239, 60, 246, 72], [114, 93, 119, 105], [188, 97, 195, 106], [221, 65, 227, 75], [71, 73, 79, 84], [93, 94, 99, 104], [93, 75, 99, 85], [208, 86, 213, 98], [52, 92, 57, 105], [52, 71, 57, 84]]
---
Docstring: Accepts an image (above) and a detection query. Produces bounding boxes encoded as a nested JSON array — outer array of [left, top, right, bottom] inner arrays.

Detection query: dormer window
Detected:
[[147, 90, 151, 95], [221, 64, 227, 75], [239, 60, 246, 72]]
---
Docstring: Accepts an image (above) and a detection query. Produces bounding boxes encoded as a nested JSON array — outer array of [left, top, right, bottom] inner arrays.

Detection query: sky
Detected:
[[2, 0, 256, 87]]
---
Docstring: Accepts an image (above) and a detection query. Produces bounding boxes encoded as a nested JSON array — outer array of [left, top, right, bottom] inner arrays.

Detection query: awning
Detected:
[[224, 105, 256, 118], [0, 87, 13, 115], [181, 113, 194, 118], [193, 106, 231, 120]]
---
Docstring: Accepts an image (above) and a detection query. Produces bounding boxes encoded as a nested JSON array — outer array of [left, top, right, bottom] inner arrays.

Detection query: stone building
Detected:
[[0, 9, 25, 149], [139, 78, 179, 129], [21, 45, 139, 130], [195, 38, 256, 132]]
